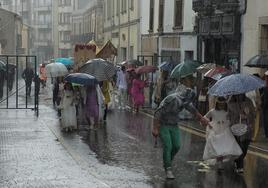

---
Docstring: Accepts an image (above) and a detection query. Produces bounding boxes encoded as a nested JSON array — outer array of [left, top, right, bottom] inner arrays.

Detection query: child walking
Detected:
[[203, 97, 242, 169]]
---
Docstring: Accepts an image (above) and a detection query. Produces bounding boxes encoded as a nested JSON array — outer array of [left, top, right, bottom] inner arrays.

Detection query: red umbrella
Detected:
[[135, 65, 158, 74], [204, 66, 229, 78]]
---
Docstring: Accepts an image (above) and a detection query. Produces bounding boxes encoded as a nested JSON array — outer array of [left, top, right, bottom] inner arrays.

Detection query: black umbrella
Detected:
[[245, 54, 268, 68], [79, 58, 116, 81]]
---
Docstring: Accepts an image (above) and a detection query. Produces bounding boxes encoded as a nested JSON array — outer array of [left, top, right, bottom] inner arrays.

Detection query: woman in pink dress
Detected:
[[131, 74, 148, 113]]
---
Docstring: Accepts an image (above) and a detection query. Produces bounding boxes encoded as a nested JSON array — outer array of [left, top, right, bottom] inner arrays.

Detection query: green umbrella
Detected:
[[0, 60, 6, 71], [170, 60, 200, 79]]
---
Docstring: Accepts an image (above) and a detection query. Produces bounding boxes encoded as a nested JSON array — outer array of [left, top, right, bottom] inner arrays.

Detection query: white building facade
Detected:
[[103, 0, 141, 63], [240, 0, 268, 75], [140, 0, 185, 65]]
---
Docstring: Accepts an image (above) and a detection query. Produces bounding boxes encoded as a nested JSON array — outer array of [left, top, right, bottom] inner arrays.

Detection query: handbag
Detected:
[[231, 115, 248, 137]]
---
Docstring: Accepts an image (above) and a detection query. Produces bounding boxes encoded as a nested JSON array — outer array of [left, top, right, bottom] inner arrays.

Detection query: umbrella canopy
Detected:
[[45, 63, 68, 77], [208, 73, 265, 96], [79, 58, 116, 81], [170, 60, 200, 79], [135, 65, 158, 74], [204, 66, 229, 78], [0, 60, 6, 71], [55, 58, 74, 66], [64, 73, 98, 86], [158, 61, 176, 72], [211, 71, 233, 81], [245, 54, 268, 68], [196, 63, 216, 74]]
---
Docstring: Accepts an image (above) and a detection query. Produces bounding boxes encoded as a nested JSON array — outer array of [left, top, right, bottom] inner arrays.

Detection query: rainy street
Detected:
[[1, 0, 268, 187], [1, 85, 268, 188]]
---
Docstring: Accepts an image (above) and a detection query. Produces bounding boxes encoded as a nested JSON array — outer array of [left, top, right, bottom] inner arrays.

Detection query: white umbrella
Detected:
[[45, 63, 68, 77]]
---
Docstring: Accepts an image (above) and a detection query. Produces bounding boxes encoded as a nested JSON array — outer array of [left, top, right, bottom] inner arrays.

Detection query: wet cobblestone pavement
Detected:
[[1, 85, 268, 187]]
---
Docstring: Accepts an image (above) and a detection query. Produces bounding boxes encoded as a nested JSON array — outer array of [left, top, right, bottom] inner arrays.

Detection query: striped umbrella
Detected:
[[79, 58, 116, 81]]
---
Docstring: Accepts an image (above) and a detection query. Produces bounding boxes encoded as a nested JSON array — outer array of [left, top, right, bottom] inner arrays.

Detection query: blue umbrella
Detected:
[[158, 61, 176, 72], [208, 73, 265, 96], [64, 73, 98, 86], [55, 58, 74, 66]]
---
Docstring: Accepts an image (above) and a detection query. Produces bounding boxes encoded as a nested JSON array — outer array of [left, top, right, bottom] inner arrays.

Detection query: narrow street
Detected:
[[1, 85, 268, 187]]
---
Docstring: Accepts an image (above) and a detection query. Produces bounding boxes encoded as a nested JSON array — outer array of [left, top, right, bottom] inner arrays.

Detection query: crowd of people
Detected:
[[19, 60, 268, 180], [153, 70, 268, 179]]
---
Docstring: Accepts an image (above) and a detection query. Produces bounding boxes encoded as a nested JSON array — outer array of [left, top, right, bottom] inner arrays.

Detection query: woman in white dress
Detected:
[[60, 82, 77, 131], [203, 97, 242, 169]]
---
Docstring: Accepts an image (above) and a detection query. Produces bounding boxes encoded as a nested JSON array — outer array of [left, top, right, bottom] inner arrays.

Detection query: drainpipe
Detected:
[[239, 0, 247, 73], [127, 0, 130, 59]]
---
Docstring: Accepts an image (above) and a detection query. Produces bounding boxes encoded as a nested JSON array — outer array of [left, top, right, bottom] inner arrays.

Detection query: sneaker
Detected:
[[166, 167, 175, 179], [236, 168, 244, 174]]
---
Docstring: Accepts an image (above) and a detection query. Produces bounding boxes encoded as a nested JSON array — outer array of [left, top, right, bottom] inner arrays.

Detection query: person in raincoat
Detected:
[[22, 65, 34, 96], [152, 78, 209, 179], [131, 74, 148, 113]]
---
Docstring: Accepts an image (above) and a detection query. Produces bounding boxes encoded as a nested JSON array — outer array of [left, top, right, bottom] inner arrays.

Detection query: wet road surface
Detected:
[[2, 83, 268, 187]]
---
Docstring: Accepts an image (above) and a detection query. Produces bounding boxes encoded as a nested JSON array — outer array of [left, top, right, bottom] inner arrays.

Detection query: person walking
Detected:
[[60, 82, 77, 132], [130, 74, 148, 113], [7, 66, 15, 91], [227, 94, 255, 173], [261, 71, 268, 138], [100, 80, 111, 121], [152, 79, 209, 179], [203, 97, 242, 170], [116, 65, 128, 110], [84, 85, 100, 129], [154, 70, 169, 106], [39, 64, 47, 88], [22, 65, 34, 96]]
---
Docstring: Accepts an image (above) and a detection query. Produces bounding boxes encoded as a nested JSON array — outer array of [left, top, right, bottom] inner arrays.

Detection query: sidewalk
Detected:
[[0, 108, 110, 188], [141, 107, 268, 154]]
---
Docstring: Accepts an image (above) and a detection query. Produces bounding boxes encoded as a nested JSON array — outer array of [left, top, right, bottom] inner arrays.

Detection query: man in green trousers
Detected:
[[152, 82, 209, 179]]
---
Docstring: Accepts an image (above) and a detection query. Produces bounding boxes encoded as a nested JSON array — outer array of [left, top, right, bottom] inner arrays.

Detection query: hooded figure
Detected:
[[152, 81, 209, 179]]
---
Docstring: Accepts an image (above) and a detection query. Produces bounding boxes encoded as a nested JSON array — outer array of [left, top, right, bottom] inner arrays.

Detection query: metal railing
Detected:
[[0, 55, 39, 116]]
